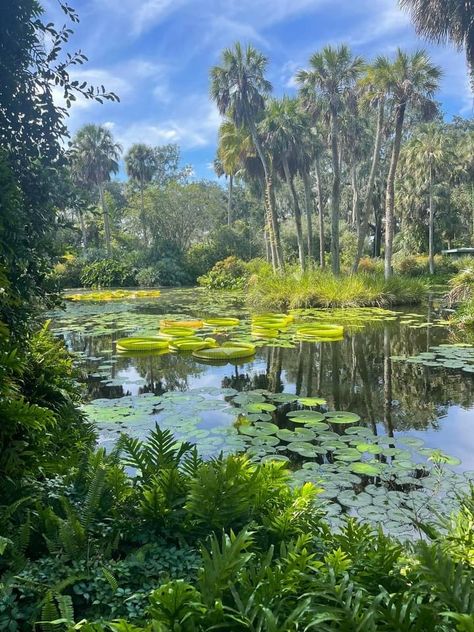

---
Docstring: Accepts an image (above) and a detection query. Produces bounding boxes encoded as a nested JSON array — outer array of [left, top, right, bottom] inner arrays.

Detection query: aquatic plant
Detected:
[[248, 267, 429, 309], [66, 289, 162, 301]]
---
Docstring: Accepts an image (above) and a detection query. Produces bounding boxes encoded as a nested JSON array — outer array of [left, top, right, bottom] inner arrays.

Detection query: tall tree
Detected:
[[210, 42, 284, 270], [260, 97, 306, 269], [297, 45, 364, 274], [400, 0, 474, 86], [70, 124, 122, 256], [216, 120, 252, 226], [124, 143, 156, 244], [382, 50, 441, 279], [401, 123, 453, 273], [353, 56, 392, 272]]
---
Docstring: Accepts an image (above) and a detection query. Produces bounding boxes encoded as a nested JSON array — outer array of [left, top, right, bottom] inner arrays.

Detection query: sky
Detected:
[[43, 0, 472, 180]]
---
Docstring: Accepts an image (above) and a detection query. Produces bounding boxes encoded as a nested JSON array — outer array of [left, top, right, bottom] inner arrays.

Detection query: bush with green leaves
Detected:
[[81, 260, 138, 288], [0, 323, 94, 503], [1, 426, 473, 631], [198, 256, 249, 290]]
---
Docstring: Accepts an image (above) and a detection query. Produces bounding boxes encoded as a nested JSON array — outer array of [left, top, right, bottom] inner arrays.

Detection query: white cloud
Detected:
[[110, 99, 221, 152]]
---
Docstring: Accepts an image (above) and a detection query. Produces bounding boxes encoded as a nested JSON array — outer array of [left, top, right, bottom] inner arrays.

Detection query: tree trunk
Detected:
[[303, 170, 314, 262], [384, 102, 406, 280], [428, 162, 435, 275], [351, 163, 359, 226], [283, 156, 305, 269], [99, 183, 111, 257], [353, 98, 385, 272], [227, 174, 233, 226], [140, 177, 148, 246], [78, 210, 87, 248], [250, 122, 284, 271], [314, 157, 325, 268], [330, 107, 341, 275]]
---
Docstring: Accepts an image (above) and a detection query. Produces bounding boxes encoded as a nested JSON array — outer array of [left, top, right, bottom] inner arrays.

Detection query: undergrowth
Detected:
[[247, 267, 430, 310]]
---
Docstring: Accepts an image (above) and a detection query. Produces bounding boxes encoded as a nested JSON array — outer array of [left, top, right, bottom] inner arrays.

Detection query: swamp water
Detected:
[[50, 287, 474, 536]]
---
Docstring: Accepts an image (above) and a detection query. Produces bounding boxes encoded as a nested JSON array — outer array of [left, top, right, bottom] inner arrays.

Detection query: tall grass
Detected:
[[247, 265, 429, 309]]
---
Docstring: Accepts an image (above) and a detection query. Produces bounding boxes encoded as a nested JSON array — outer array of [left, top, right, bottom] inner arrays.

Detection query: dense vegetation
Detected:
[[1, 0, 474, 630]]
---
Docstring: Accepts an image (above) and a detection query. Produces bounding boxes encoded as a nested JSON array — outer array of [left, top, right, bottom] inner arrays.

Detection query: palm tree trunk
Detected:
[[99, 183, 111, 257], [351, 163, 359, 226], [384, 102, 406, 280], [428, 162, 435, 275], [140, 177, 148, 246], [250, 122, 284, 271], [353, 98, 385, 272], [283, 156, 305, 269], [303, 170, 314, 262], [314, 157, 325, 268], [78, 210, 87, 248], [329, 108, 341, 275], [227, 174, 233, 226]]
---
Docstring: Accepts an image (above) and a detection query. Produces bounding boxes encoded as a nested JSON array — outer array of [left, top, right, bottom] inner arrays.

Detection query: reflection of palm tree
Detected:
[[355, 337, 377, 434], [295, 342, 304, 395], [383, 326, 394, 437], [331, 343, 341, 410]]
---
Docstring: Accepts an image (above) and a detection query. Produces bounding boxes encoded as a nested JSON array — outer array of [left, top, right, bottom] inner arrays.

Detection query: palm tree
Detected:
[[210, 42, 284, 271], [401, 123, 453, 273], [353, 56, 392, 272], [216, 120, 252, 226], [296, 45, 364, 274], [70, 124, 122, 256], [259, 97, 306, 269], [382, 50, 441, 279], [124, 143, 156, 244], [400, 0, 474, 86]]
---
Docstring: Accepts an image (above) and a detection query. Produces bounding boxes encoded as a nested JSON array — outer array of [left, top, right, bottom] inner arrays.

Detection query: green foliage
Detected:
[[248, 266, 429, 309], [81, 260, 137, 288], [1, 423, 474, 630], [198, 256, 249, 290]]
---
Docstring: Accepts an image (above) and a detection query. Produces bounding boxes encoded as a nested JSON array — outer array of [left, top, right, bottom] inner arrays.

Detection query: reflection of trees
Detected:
[[283, 321, 474, 433]]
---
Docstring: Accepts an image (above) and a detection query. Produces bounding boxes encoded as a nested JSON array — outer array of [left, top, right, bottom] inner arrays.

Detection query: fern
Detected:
[[199, 527, 254, 606]]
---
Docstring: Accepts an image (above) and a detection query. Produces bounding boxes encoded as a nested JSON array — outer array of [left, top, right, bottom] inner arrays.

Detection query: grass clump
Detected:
[[248, 266, 429, 310]]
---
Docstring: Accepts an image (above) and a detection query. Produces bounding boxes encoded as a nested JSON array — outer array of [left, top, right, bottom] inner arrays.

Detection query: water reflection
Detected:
[[52, 291, 474, 467]]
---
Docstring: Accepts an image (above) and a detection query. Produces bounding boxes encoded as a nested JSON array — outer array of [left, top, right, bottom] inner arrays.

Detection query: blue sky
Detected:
[[44, 0, 472, 180]]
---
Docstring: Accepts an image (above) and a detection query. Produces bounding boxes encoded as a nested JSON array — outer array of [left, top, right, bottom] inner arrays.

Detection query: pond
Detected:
[[50, 287, 474, 536]]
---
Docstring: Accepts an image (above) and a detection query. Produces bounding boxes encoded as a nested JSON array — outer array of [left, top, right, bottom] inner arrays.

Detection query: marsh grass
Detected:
[[248, 266, 429, 309]]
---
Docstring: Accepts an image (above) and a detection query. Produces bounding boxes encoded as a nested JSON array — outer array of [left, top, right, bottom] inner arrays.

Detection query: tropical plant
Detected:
[[70, 125, 122, 256], [216, 120, 253, 226], [210, 42, 284, 271], [353, 56, 392, 272], [400, 0, 474, 86], [382, 49, 442, 279], [400, 123, 454, 273], [296, 45, 364, 274], [260, 97, 307, 269], [124, 144, 157, 244]]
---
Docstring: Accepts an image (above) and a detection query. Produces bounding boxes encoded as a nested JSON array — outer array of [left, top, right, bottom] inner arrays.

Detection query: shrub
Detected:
[[247, 266, 429, 309], [198, 256, 248, 290], [357, 257, 384, 274], [394, 254, 428, 276], [135, 266, 161, 287], [49, 253, 83, 289], [151, 257, 190, 287], [81, 259, 137, 288]]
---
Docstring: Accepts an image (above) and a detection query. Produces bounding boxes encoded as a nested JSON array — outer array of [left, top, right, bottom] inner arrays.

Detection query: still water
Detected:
[[51, 287, 474, 470], [49, 287, 474, 534]]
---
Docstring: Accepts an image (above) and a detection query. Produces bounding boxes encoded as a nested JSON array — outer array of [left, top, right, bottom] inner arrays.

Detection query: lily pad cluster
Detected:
[[392, 343, 474, 374], [227, 390, 468, 536], [65, 289, 162, 301]]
